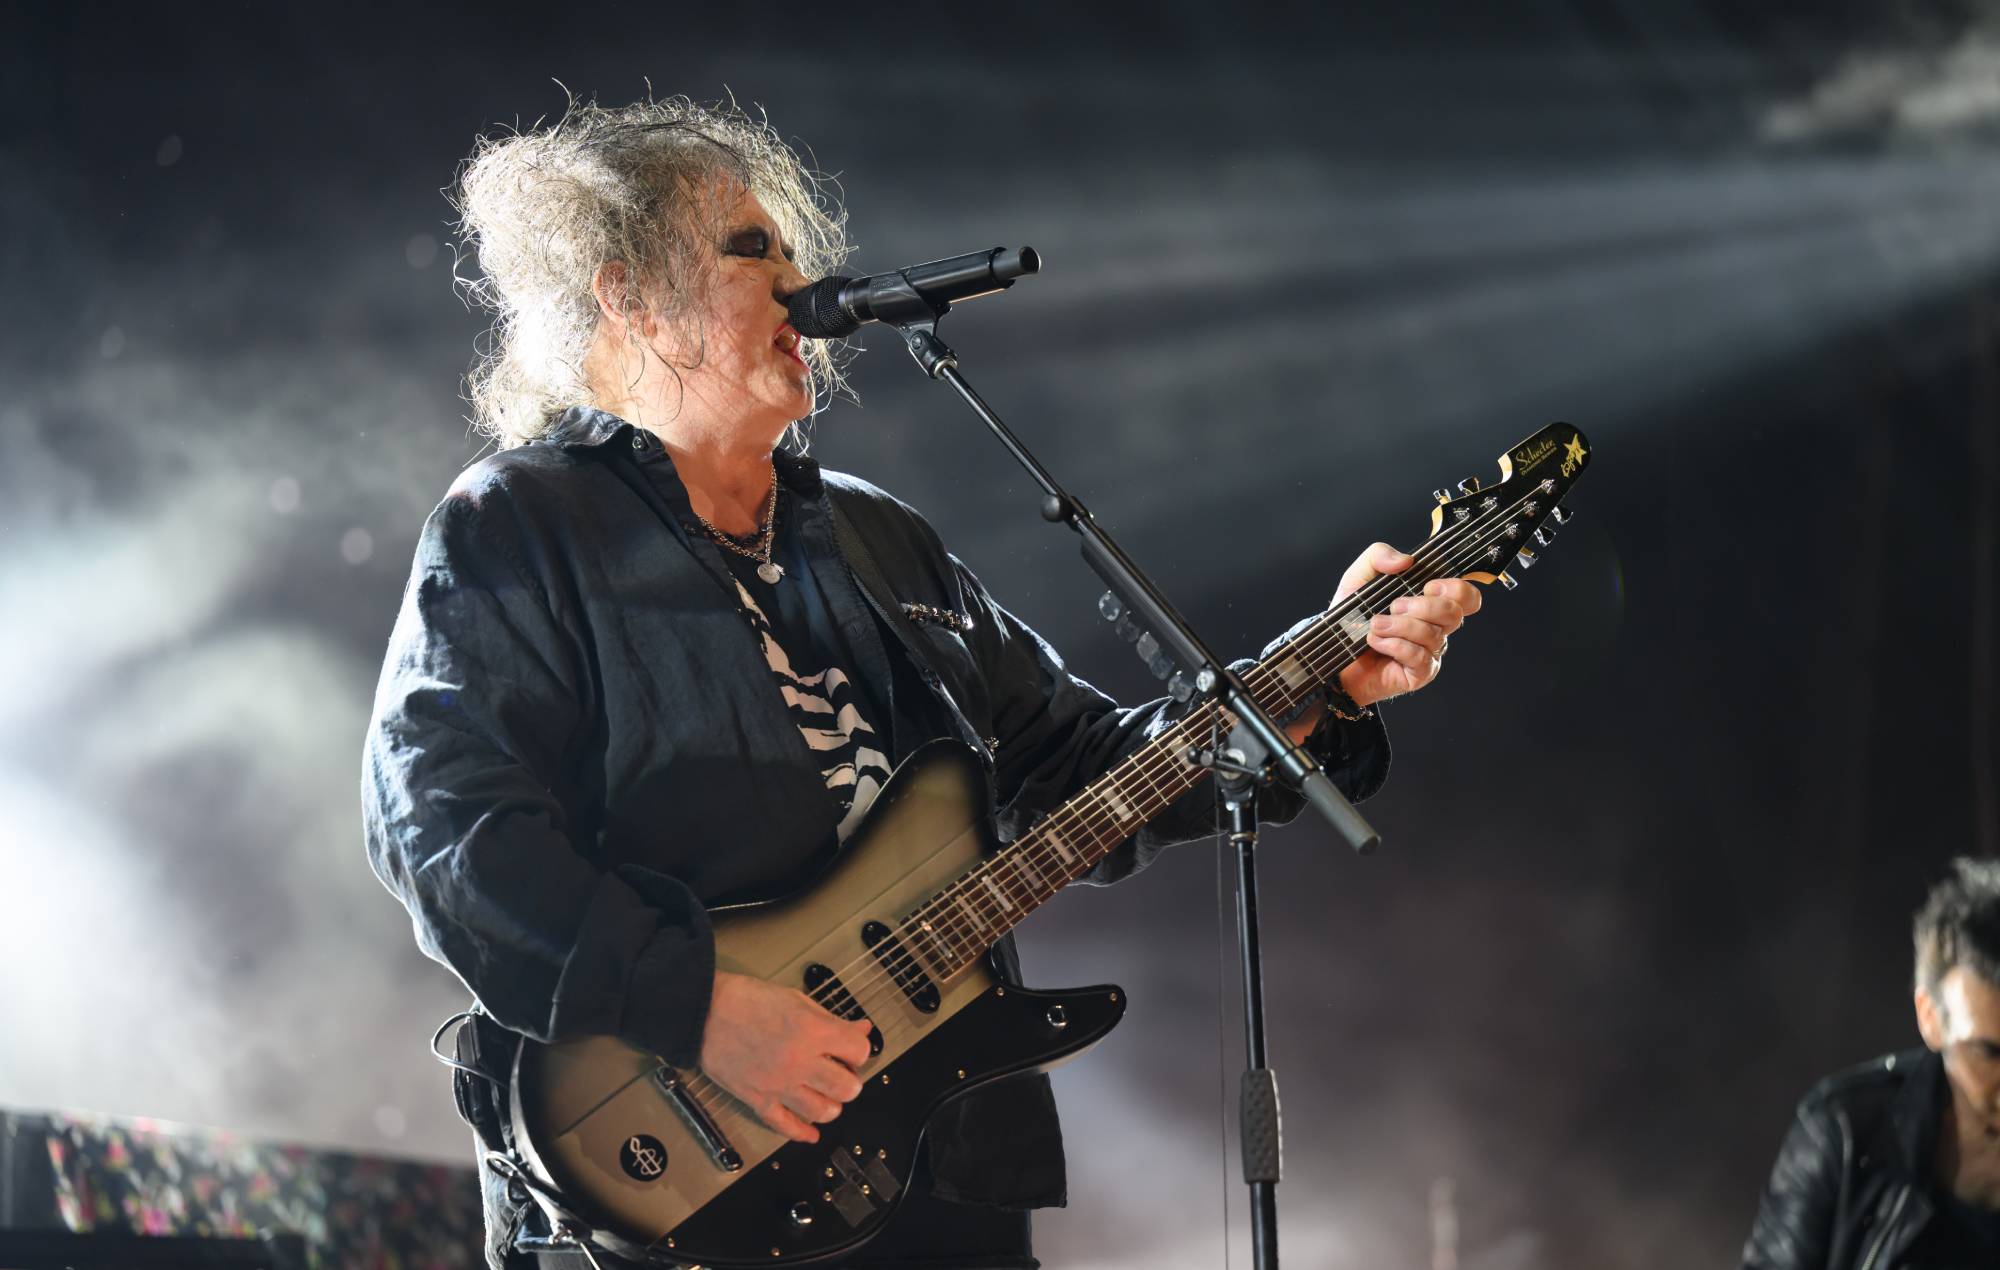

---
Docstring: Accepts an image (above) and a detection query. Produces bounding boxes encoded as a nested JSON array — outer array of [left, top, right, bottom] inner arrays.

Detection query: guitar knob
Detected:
[[1046, 1004, 1069, 1031], [1497, 571, 1519, 591], [789, 1200, 815, 1227], [1550, 504, 1574, 525], [1457, 477, 1481, 494], [1514, 548, 1537, 569]]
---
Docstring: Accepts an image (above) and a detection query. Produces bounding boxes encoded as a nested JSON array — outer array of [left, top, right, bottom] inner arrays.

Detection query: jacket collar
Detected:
[[541, 405, 824, 495], [1887, 1046, 1947, 1177]]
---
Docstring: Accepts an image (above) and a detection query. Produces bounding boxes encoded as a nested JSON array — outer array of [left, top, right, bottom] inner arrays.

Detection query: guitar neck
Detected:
[[900, 534, 1475, 980]]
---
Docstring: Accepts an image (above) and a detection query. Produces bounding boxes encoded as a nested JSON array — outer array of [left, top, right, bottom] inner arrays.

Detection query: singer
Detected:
[[361, 95, 1480, 1270]]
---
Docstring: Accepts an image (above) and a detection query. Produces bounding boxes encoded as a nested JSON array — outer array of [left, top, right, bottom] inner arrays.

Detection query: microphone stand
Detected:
[[866, 280, 1380, 1270]]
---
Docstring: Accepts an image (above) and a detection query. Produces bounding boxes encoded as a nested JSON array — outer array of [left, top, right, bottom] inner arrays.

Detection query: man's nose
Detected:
[[773, 258, 810, 301]]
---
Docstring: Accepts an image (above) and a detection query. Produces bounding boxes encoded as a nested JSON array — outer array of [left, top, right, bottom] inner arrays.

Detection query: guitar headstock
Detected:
[[1426, 422, 1591, 589]]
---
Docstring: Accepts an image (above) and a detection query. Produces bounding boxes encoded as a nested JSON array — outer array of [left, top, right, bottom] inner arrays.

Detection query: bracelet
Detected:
[[1323, 684, 1374, 722]]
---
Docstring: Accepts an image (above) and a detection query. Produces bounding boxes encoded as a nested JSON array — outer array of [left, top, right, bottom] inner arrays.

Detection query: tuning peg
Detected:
[[1533, 524, 1558, 547], [1432, 488, 1451, 504], [1515, 548, 1537, 569], [1550, 505, 1574, 525], [1457, 477, 1481, 494], [1098, 591, 1124, 621], [1496, 571, 1519, 591]]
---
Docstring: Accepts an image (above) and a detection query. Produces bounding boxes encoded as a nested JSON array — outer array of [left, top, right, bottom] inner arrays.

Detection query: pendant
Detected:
[[757, 561, 785, 585]]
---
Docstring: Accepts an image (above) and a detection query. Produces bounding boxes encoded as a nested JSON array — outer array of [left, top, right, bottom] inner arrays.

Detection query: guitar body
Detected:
[[510, 742, 1127, 1266]]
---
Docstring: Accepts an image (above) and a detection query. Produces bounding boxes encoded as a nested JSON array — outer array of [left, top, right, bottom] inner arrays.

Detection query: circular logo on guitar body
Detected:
[[620, 1134, 668, 1181]]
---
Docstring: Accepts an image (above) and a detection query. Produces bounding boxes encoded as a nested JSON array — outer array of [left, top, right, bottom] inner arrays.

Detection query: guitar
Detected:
[[508, 422, 1593, 1266]]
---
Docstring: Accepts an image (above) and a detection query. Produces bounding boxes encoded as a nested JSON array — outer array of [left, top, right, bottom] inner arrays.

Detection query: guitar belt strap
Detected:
[[825, 491, 934, 658]]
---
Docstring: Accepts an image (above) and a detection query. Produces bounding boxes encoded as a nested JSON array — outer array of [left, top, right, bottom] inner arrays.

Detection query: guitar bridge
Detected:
[[653, 1069, 742, 1172]]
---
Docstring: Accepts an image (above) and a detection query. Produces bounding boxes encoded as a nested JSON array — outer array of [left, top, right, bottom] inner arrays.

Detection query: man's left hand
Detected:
[[1332, 542, 1481, 708]]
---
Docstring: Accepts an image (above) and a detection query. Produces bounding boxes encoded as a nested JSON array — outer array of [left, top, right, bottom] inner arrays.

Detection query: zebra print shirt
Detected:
[[729, 575, 893, 843]]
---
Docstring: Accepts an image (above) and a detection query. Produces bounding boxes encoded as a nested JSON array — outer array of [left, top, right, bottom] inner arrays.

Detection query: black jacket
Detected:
[[361, 407, 1390, 1256], [1742, 1048, 1955, 1270]]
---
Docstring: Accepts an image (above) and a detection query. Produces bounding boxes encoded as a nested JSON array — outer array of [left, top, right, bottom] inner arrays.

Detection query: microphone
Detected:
[[786, 246, 1040, 338]]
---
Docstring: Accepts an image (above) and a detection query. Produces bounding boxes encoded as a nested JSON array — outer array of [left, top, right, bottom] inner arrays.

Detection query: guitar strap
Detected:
[[824, 488, 936, 657]]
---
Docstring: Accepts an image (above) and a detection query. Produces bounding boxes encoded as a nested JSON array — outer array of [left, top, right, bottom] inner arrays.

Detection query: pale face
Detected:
[[646, 184, 814, 440], [1917, 966, 2000, 1136]]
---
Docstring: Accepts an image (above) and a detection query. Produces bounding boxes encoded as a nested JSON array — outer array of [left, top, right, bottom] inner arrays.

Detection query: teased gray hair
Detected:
[[452, 94, 853, 448]]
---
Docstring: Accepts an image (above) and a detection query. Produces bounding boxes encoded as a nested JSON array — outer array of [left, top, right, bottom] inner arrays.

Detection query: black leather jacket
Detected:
[[1741, 1049, 1951, 1270]]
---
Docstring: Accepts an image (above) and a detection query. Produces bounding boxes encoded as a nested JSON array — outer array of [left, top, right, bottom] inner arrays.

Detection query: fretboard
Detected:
[[890, 551, 1463, 983]]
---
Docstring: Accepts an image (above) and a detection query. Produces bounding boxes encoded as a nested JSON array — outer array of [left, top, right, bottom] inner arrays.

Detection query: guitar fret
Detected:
[[1044, 826, 1077, 864], [1100, 784, 1137, 824], [978, 871, 1017, 913], [1273, 654, 1312, 693], [909, 916, 952, 975], [955, 893, 998, 943], [1012, 852, 1049, 892], [935, 894, 981, 947]]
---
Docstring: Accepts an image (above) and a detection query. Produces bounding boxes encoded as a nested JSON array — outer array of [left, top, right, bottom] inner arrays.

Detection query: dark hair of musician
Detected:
[[452, 92, 853, 448], [1913, 856, 2000, 998]]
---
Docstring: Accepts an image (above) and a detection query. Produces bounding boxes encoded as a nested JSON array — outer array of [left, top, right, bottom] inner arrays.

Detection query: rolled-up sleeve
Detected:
[[950, 557, 1391, 886], [360, 487, 715, 1065]]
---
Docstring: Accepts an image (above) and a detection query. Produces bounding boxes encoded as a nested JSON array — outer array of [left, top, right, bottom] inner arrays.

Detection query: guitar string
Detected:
[[675, 482, 1560, 1145], [802, 473, 1550, 994], [667, 477, 1562, 1136], [667, 474, 1556, 1130], [670, 476, 1556, 1135], [850, 473, 1543, 969]]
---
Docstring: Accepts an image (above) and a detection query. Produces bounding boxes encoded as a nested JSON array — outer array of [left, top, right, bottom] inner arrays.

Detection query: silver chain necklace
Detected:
[[689, 467, 784, 584]]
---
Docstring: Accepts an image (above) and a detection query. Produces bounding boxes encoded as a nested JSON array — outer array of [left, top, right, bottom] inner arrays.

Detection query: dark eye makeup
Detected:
[[725, 226, 796, 263]]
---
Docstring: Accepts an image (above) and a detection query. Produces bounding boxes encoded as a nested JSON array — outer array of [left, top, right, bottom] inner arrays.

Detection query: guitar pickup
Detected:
[[802, 963, 884, 1055], [653, 1068, 742, 1172], [860, 921, 940, 1013]]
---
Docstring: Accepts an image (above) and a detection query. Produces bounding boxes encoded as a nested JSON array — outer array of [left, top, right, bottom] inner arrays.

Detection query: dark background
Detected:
[[3, 3, 1996, 1266]]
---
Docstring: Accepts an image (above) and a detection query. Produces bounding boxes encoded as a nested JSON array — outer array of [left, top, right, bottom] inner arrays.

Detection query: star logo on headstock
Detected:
[[1561, 434, 1587, 476]]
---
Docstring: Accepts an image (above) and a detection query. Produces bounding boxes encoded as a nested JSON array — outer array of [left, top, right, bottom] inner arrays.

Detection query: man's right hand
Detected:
[[699, 969, 874, 1143]]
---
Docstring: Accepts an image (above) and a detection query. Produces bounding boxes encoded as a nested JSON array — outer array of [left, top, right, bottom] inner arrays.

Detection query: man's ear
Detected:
[[1917, 984, 1947, 1052], [592, 260, 646, 333]]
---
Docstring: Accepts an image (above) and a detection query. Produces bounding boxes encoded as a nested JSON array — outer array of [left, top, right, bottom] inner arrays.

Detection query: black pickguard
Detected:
[[658, 980, 1124, 1267]]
